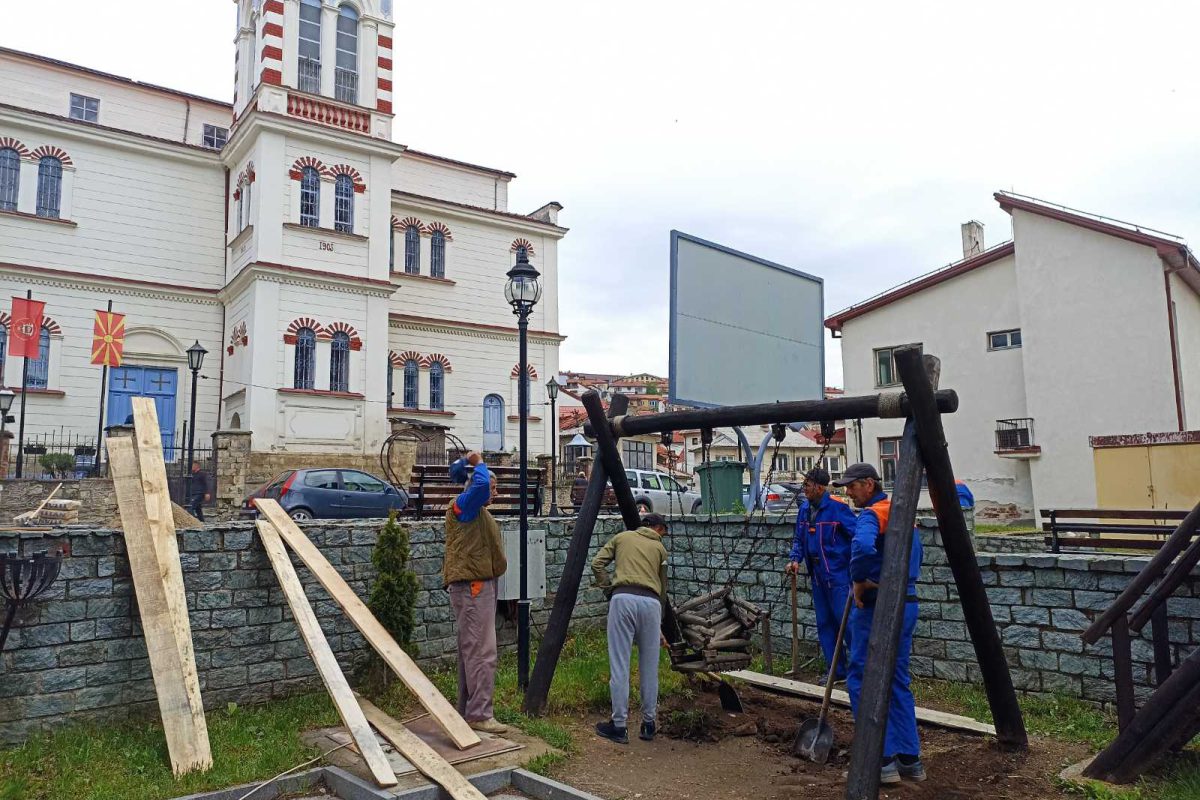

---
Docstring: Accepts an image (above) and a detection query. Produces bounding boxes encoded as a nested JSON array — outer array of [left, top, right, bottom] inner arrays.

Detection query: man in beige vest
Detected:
[[443, 452, 508, 734]]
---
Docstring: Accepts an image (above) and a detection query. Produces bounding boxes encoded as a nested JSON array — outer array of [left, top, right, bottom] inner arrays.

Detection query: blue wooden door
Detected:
[[108, 366, 178, 457], [482, 394, 504, 451]]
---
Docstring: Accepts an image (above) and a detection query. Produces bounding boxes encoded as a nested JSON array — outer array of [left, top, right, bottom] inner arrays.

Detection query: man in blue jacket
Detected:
[[784, 467, 858, 683], [833, 462, 924, 785]]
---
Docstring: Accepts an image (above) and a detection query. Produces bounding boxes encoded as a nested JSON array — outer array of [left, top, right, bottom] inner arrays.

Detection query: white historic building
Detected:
[[826, 193, 1200, 520], [0, 0, 565, 465]]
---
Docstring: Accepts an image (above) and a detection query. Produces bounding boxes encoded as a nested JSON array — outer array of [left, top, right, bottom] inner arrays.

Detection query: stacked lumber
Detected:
[[671, 586, 762, 673]]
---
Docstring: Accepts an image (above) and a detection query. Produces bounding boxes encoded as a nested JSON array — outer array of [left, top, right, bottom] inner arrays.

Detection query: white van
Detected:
[[625, 469, 703, 515]]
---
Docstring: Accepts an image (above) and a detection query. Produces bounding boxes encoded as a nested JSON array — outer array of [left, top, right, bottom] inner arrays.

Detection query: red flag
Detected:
[[9, 297, 45, 358], [91, 310, 126, 367]]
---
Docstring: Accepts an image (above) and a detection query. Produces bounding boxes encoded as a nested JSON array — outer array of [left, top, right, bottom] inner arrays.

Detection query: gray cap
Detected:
[[831, 462, 881, 487], [803, 467, 831, 486]]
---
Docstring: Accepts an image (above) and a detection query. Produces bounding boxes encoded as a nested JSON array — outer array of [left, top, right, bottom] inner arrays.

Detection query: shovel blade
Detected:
[[716, 680, 744, 714], [792, 717, 834, 763]]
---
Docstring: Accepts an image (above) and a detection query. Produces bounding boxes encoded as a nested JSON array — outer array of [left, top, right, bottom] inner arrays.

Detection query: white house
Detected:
[[826, 192, 1200, 520], [0, 0, 565, 473]]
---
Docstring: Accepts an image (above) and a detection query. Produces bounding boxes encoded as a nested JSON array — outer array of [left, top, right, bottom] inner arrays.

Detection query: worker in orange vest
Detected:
[[833, 462, 923, 785]]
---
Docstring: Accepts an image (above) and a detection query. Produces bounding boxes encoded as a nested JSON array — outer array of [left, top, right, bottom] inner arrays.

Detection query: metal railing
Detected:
[[995, 417, 1034, 451], [298, 58, 321, 94], [334, 68, 358, 104]]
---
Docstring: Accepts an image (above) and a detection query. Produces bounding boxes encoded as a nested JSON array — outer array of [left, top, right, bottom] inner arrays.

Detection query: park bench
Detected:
[[407, 463, 542, 519], [1041, 508, 1191, 553]]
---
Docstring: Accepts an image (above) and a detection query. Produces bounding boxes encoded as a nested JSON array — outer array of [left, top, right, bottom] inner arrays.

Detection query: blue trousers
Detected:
[[846, 601, 920, 759], [811, 578, 851, 680]]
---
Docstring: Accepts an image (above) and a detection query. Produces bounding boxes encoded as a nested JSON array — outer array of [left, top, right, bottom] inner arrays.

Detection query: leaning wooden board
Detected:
[[255, 499, 480, 750], [107, 435, 212, 775], [724, 670, 997, 736], [358, 696, 487, 800], [256, 520, 397, 787]]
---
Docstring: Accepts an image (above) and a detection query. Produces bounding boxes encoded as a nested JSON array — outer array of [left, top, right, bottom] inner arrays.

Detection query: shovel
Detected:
[[791, 592, 853, 763], [694, 671, 745, 713]]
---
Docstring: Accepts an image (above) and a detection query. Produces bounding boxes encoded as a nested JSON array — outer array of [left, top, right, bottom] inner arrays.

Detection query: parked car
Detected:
[[242, 468, 410, 520], [625, 469, 703, 515], [742, 482, 798, 513]]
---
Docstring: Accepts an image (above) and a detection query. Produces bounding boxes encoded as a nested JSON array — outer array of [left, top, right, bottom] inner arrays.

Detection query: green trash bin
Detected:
[[695, 460, 746, 514]]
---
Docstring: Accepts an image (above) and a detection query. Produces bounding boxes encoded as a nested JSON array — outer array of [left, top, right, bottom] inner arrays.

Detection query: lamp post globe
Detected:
[[545, 377, 561, 517], [187, 340, 207, 373], [0, 389, 14, 415], [505, 249, 540, 691]]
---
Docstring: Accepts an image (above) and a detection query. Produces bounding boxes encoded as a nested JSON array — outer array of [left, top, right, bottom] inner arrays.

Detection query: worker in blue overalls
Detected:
[[785, 467, 858, 683], [834, 462, 924, 785], [955, 479, 974, 509]]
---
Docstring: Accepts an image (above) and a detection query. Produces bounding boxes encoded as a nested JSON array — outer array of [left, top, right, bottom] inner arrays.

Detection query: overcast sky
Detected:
[[8, 1, 1200, 389]]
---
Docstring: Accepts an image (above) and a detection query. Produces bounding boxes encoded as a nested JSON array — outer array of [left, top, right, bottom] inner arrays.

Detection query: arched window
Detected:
[[515, 244, 528, 262], [298, 0, 322, 93], [294, 327, 316, 389], [429, 362, 444, 411], [335, 5, 359, 104], [404, 225, 420, 274], [389, 227, 395, 270], [334, 174, 354, 232], [430, 230, 446, 278], [0, 148, 19, 212], [27, 329, 51, 389], [403, 359, 418, 408], [36, 157, 62, 219], [329, 331, 350, 392], [300, 166, 320, 227]]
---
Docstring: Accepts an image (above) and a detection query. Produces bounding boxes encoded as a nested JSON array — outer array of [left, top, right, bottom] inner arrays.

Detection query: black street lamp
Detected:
[[186, 341, 207, 480], [545, 376, 561, 517], [505, 249, 541, 691], [0, 389, 14, 477]]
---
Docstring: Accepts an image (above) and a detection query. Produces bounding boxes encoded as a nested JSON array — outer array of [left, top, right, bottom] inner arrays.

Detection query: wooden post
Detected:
[[523, 394, 628, 715], [845, 417, 924, 800], [1111, 614, 1136, 731], [1151, 603, 1173, 686], [762, 609, 773, 674], [1083, 500, 1200, 645], [1129, 530, 1200, 633], [894, 347, 1028, 749], [790, 572, 800, 676]]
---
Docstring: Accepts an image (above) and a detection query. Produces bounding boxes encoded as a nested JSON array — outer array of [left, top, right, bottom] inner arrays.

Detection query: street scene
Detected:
[[1, 2, 1199, 799]]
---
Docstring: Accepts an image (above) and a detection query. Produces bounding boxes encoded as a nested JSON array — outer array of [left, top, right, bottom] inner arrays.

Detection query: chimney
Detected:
[[961, 220, 985, 259]]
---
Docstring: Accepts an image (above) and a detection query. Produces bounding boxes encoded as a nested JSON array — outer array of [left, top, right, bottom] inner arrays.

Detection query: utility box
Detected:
[[497, 527, 547, 601], [695, 460, 746, 514]]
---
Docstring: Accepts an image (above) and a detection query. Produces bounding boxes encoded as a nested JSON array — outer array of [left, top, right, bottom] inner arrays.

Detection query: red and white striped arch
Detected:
[[283, 316, 324, 344], [0, 312, 62, 336], [259, 0, 285, 87], [0, 137, 31, 158], [327, 164, 366, 193], [29, 145, 73, 168], [377, 32, 393, 114], [425, 353, 452, 372], [510, 238, 535, 257], [289, 156, 328, 181], [426, 221, 453, 241], [393, 216, 426, 234], [391, 349, 423, 368], [325, 321, 363, 350], [510, 363, 538, 379]]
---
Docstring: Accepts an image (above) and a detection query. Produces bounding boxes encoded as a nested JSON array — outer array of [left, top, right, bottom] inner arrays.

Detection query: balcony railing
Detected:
[[334, 68, 358, 104], [298, 58, 321, 95], [995, 418, 1036, 452], [286, 92, 371, 134]]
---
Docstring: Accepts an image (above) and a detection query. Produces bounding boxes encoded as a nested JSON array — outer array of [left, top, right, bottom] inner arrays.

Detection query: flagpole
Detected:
[[14, 289, 31, 479], [93, 299, 112, 476]]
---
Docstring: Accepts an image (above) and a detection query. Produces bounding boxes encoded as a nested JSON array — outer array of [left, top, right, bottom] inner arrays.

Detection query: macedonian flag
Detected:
[[91, 310, 125, 367]]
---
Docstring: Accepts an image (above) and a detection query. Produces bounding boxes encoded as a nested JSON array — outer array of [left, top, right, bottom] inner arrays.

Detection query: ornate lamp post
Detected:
[[545, 376, 561, 517], [185, 341, 207, 480], [505, 249, 541, 690], [0, 389, 14, 477]]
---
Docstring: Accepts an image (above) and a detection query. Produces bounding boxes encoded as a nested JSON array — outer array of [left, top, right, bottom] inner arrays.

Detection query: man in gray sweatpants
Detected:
[[591, 513, 670, 744]]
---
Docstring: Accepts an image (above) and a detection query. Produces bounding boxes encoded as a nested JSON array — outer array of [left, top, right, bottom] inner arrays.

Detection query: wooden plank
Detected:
[[107, 436, 212, 776], [256, 521, 397, 787], [357, 696, 487, 800], [1111, 615, 1136, 731], [1040, 508, 1190, 521], [725, 670, 997, 736], [254, 499, 480, 750]]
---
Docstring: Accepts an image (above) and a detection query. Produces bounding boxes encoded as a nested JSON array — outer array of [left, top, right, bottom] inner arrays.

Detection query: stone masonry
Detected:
[[0, 513, 1188, 745]]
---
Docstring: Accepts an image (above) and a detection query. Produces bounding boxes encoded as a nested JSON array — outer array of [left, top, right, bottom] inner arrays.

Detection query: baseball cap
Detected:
[[641, 513, 669, 531], [803, 467, 831, 486], [831, 462, 882, 487]]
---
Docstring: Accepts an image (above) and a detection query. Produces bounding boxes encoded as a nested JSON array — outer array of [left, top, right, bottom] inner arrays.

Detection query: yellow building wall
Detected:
[[1094, 443, 1200, 510]]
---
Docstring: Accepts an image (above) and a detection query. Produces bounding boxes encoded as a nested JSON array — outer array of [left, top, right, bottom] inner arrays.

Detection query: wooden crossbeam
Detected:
[[256, 520, 397, 787], [254, 499, 480, 750]]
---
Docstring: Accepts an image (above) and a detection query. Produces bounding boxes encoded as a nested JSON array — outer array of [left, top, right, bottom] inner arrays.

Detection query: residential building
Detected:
[[826, 193, 1200, 520], [0, 0, 565, 480]]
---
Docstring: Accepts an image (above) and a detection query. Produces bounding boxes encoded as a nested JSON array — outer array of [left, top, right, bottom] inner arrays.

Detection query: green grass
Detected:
[[976, 524, 1040, 535]]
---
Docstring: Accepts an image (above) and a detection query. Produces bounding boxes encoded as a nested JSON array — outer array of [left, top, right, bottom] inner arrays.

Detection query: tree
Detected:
[[369, 510, 419, 659]]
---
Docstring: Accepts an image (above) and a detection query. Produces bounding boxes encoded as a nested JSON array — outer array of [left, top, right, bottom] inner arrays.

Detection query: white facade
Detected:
[[829, 194, 1200, 520], [0, 2, 565, 467]]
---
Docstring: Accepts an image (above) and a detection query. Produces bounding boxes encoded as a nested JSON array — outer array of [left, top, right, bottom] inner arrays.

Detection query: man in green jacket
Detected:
[[443, 452, 508, 735], [591, 513, 670, 744]]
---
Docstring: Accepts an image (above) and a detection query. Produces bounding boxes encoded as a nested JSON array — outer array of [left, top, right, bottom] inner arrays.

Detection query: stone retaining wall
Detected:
[[0, 516, 1185, 745]]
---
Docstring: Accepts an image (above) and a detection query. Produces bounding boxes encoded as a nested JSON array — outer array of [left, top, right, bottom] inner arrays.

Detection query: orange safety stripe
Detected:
[[867, 498, 892, 534]]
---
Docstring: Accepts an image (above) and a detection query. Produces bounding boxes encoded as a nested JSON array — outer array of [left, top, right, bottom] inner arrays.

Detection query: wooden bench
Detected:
[[407, 464, 542, 518], [1041, 508, 1191, 553]]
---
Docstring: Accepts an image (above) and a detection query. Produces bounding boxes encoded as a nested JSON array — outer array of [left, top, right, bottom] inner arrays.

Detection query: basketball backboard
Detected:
[[669, 231, 824, 408]]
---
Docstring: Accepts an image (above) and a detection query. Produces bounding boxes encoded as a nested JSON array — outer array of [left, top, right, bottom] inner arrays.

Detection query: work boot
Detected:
[[898, 755, 926, 782], [879, 759, 901, 785], [595, 720, 629, 744], [468, 717, 510, 735], [640, 720, 657, 741]]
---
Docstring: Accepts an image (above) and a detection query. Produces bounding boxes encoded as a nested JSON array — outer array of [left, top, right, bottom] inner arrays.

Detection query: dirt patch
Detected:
[[553, 684, 1087, 800]]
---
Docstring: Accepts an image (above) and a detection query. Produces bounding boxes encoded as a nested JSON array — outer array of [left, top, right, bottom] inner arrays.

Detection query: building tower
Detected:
[[221, 0, 404, 457]]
